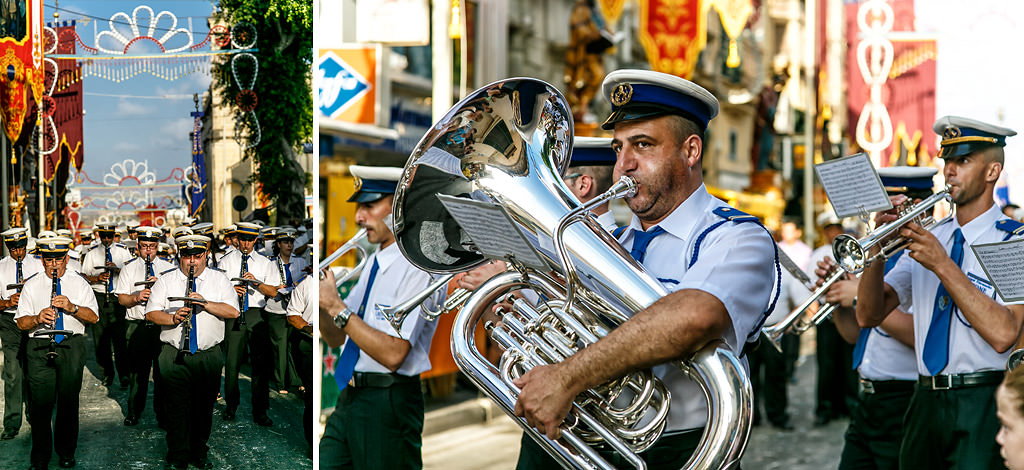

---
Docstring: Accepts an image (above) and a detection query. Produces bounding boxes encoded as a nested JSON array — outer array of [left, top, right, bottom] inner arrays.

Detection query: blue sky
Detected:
[[49, 0, 217, 183]]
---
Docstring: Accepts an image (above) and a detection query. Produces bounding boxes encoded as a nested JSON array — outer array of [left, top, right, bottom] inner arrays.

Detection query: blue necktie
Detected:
[[852, 250, 905, 370], [630, 226, 666, 263], [335, 257, 380, 391], [922, 228, 965, 375], [188, 275, 198, 354], [54, 276, 65, 344], [284, 263, 294, 288]]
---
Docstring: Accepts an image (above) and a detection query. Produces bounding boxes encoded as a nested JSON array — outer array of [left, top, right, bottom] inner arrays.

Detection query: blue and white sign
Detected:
[[317, 50, 372, 120]]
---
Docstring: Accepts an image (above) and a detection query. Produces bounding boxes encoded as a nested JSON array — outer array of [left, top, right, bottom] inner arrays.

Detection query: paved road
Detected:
[[0, 334, 312, 470], [423, 350, 846, 470]]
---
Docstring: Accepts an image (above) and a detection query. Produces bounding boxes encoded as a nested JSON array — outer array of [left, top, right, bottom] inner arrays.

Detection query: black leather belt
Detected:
[[351, 372, 419, 388], [860, 378, 915, 395], [917, 370, 1005, 391]]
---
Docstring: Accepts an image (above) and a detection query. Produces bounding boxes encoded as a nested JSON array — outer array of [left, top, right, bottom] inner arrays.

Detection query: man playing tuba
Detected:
[[513, 70, 779, 468]]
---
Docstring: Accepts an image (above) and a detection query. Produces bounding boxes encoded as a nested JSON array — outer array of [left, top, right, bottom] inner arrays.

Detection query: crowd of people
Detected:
[[319, 68, 1024, 470], [0, 218, 315, 469]]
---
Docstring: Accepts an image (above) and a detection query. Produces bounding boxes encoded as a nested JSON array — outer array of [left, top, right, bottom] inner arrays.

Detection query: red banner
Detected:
[[637, 0, 705, 79], [0, 0, 44, 141]]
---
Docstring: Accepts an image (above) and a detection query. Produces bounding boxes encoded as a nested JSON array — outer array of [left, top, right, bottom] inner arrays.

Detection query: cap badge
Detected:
[[353, 176, 363, 192], [187, 241, 195, 248], [48, 243, 55, 250], [610, 83, 633, 107], [942, 126, 961, 140]]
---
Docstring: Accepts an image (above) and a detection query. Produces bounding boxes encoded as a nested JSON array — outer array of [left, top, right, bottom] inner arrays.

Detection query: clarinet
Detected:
[[182, 265, 196, 352], [47, 269, 61, 362], [234, 254, 248, 331]]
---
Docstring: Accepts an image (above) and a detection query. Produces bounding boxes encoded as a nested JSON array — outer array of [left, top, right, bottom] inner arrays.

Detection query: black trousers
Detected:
[[289, 328, 313, 451], [93, 292, 128, 382], [223, 307, 272, 417], [266, 312, 288, 390], [25, 335, 86, 467], [899, 383, 1005, 470], [748, 334, 796, 425], [319, 379, 425, 470], [0, 312, 28, 432], [124, 320, 164, 422], [839, 380, 913, 470], [157, 343, 222, 467], [815, 321, 857, 419], [516, 426, 706, 470]]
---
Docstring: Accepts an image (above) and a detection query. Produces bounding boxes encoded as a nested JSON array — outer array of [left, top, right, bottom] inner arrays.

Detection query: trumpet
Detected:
[[833, 187, 952, 274], [378, 273, 455, 334], [319, 227, 368, 287], [761, 267, 846, 352]]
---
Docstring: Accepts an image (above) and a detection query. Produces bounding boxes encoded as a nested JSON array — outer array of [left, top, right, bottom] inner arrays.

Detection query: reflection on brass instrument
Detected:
[[761, 267, 845, 352], [832, 188, 952, 274], [378, 273, 455, 334], [318, 227, 368, 287], [391, 78, 751, 470]]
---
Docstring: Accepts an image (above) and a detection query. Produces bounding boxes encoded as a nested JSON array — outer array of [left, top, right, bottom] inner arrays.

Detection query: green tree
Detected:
[[213, 0, 312, 223]]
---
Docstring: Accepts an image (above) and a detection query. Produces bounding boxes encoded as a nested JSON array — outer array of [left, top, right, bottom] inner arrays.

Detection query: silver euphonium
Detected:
[[318, 227, 369, 287], [392, 78, 751, 470]]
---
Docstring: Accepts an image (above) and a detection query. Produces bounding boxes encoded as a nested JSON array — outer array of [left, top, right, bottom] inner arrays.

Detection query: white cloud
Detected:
[[115, 99, 149, 116]]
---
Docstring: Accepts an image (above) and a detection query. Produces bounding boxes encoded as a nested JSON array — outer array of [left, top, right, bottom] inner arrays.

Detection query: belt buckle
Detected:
[[931, 375, 952, 390], [860, 379, 875, 394]]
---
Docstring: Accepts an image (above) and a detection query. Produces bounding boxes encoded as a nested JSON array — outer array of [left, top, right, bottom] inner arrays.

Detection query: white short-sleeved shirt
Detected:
[[217, 249, 282, 309], [596, 211, 617, 233], [857, 319, 918, 381], [81, 243, 133, 293], [342, 242, 438, 376], [145, 266, 238, 351], [885, 204, 1024, 375], [286, 274, 315, 325], [114, 256, 175, 321], [264, 255, 309, 314], [15, 269, 99, 338], [0, 255, 44, 313], [615, 184, 776, 432]]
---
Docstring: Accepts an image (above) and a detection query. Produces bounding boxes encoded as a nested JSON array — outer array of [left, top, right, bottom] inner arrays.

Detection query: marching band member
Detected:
[[857, 116, 1024, 469], [0, 227, 43, 441], [511, 70, 777, 468], [81, 223, 132, 388], [146, 235, 238, 470], [218, 221, 282, 426], [265, 228, 307, 393], [318, 165, 438, 470], [285, 274, 314, 457], [42, 231, 83, 273], [16, 237, 99, 470], [115, 226, 175, 427]]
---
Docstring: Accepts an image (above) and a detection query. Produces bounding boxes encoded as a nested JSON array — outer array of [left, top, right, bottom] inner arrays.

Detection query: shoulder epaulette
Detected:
[[996, 218, 1024, 237], [208, 266, 225, 273], [114, 243, 127, 249], [76, 272, 90, 282], [711, 206, 758, 222], [612, 226, 628, 238], [124, 258, 138, 265], [160, 268, 177, 275]]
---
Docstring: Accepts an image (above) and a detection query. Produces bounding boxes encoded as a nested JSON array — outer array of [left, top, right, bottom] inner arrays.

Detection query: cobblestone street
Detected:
[[0, 335, 311, 470]]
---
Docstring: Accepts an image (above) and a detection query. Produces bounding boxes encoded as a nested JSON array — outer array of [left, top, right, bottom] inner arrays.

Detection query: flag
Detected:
[[0, 0, 45, 141], [189, 111, 206, 217]]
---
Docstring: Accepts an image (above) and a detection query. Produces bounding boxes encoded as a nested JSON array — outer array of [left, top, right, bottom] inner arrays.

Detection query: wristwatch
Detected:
[[333, 307, 354, 329], [1008, 349, 1024, 371]]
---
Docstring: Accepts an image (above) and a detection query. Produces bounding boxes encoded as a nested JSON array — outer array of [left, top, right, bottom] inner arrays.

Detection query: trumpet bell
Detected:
[[832, 233, 867, 274]]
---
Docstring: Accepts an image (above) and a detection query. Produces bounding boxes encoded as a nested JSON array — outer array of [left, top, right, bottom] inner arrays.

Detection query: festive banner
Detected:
[[710, 0, 752, 68], [597, 0, 627, 24], [188, 111, 207, 217], [637, 0, 705, 79], [0, 0, 44, 141]]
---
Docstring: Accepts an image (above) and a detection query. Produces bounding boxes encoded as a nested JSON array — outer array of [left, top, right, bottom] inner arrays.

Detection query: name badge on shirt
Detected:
[[968, 272, 996, 298]]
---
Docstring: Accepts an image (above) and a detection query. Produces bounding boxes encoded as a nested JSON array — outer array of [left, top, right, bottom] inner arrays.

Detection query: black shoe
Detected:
[[253, 415, 273, 427], [123, 415, 139, 426], [28, 464, 44, 470], [59, 457, 76, 468], [120, 378, 130, 389], [770, 418, 794, 431], [222, 409, 236, 421], [1, 428, 18, 440]]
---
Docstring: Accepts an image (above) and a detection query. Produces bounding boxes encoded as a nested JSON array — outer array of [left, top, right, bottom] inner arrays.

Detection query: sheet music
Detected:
[[971, 238, 1024, 302], [814, 152, 892, 219], [436, 194, 548, 270]]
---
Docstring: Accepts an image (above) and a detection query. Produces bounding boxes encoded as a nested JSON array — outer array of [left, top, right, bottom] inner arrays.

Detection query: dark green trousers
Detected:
[[815, 321, 857, 420], [157, 344, 222, 467], [289, 328, 313, 451], [124, 320, 164, 422], [93, 292, 128, 382], [0, 312, 27, 433], [25, 335, 86, 467], [319, 379, 425, 470], [266, 312, 288, 390], [899, 383, 1005, 470], [516, 426, 705, 470], [839, 380, 913, 470], [222, 307, 271, 417]]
